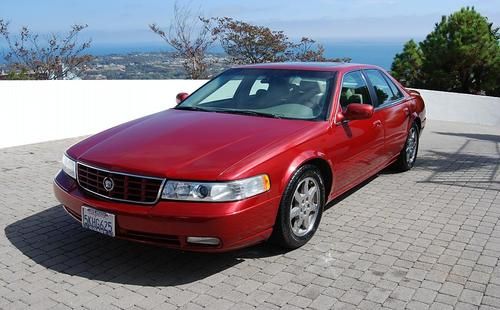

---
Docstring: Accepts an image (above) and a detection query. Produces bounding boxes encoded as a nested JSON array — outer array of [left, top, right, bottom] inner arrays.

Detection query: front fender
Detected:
[[280, 150, 335, 198]]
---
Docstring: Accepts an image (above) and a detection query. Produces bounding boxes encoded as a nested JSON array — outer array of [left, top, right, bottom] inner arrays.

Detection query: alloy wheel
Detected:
[[406, 126, 418, 165], [289, 177, 320, 237]]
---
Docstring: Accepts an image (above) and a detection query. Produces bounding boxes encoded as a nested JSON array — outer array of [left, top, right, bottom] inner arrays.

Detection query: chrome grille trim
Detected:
[[76, 161, 166, 205]]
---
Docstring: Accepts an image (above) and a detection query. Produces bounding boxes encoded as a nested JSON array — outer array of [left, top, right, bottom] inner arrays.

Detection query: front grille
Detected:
[[77, 163, 164, 204]]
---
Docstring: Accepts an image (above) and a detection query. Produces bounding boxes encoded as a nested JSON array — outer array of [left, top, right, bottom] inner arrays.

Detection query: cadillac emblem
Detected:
[[103, 177, 115, 192]]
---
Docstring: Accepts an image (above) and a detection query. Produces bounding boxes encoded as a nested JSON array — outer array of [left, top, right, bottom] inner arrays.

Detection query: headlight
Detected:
[[62, 153, 76, 179], [161, 174, 270, 202]]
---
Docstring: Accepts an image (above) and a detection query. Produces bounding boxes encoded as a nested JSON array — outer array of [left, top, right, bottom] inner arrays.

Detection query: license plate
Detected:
[[81, 206, 116, 237]]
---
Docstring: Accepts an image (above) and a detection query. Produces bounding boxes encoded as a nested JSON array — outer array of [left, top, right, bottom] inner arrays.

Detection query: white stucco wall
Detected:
[[0, 80, 207, 149], [417, 89, 500, 127], [0, 80, 498, 149]]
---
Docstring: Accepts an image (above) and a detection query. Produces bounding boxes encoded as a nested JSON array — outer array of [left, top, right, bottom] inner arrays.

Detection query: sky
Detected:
[[0, 0, 499, 51]]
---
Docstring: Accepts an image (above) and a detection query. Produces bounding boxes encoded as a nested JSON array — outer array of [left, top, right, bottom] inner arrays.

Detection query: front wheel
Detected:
[[271, 165, 325, 249], [394, 122, 419, 172]]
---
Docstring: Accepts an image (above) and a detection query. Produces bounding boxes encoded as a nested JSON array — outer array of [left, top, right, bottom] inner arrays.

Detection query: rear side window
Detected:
[[364, 70, 395, 107], [383, 74, 404, 101], [340, 71, 372, 109]]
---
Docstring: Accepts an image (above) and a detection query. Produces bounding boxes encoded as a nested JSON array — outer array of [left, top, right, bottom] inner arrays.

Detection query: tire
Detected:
[[271, 165, 325, 249], [394, 122, 419, 172]]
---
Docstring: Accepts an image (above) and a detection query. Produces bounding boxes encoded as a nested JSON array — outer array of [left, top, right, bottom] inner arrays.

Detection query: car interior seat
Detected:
[[297, 81, 323, 114], [340, 87, 354, 109], [347, 93, 363, 104]]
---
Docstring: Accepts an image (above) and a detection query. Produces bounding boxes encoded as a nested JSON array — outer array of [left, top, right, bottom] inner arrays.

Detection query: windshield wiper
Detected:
[[213, 109, 283, 119], [174, 106, 214, 112], [175, 107, 288, 119]]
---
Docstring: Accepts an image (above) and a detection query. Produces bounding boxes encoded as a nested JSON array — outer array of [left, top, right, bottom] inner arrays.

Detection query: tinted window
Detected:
[[340, 71, 372, 109], [383, 73, 404, 101], [364, 70, 395, 107]]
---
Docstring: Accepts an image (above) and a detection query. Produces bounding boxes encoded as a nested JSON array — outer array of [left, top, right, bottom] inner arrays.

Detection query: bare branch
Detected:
[[0, 20, 92, 79], [150, 2, 215, 79]]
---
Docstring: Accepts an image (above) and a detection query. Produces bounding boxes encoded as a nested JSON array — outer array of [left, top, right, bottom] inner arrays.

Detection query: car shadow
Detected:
[[416, 132, 499, 190], [324, 174, 378, 211], [416, 149, 500, 190], [4, 205, 287, 286], [6, 176, 383, 287], [435, 132, 500, 143]]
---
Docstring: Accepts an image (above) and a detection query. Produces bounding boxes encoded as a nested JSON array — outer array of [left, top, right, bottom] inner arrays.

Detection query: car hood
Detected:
[[70, 109, 312, 180]]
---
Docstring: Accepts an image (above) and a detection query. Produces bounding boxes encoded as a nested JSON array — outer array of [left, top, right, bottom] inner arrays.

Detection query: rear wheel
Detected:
[[271, 165, 325, 249], [394, 122, 419, 171]]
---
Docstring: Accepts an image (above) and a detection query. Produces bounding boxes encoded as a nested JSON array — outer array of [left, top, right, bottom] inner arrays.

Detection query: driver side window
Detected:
[[340, 71, 372, 109]]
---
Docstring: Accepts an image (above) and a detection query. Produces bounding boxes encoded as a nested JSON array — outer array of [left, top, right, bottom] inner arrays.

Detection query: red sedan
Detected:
[[54, 63, 426, 252]]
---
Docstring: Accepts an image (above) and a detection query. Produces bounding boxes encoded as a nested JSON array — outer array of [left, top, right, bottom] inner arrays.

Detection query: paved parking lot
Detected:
[[0, 120, 499, 310]]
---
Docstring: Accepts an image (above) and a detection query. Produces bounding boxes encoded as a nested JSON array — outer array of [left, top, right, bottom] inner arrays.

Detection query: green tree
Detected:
[[421, 7, 499, 95], [392, 7, 499, 95], [391, 39, 423, 88], [5, 68, 32, 80]]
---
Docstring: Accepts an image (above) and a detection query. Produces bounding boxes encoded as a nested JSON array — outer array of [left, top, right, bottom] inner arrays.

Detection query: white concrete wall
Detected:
[[0, 81, 498, 149], [417, 89, 500, 127], [0, 80, 207, 149]]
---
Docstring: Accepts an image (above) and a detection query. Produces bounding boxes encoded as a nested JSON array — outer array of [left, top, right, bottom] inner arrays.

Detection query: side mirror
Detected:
[[176, 92, 189, 104], [342, 103, 374, 121]]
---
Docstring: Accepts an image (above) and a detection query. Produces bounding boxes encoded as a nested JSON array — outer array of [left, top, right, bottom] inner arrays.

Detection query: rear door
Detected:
[[331, 70, 385, 193], [363, 69, 411, 162]]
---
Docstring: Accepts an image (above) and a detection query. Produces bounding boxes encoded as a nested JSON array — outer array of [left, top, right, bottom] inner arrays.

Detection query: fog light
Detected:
[[186, 236, 220, 246]]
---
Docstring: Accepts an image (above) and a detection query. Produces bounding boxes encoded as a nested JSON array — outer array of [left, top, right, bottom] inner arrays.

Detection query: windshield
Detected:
[[177, 68, 337, 120]]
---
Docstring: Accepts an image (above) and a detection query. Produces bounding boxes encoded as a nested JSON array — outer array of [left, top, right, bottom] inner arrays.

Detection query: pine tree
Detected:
[[391, 7, 499, 95], [421, 7, 499, 94], [391, 39, 423, 88]]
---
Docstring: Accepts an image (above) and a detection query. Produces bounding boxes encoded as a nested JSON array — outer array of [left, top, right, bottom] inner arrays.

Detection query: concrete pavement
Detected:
[[0, 120, 499, 309]]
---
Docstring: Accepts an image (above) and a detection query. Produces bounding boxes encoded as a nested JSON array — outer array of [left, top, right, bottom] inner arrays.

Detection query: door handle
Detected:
[[373, 120, 382, 127], [403, 107, 410, 116]]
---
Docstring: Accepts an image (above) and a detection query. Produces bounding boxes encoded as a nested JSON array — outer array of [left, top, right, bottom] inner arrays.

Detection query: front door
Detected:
[[331, 71, 385, 194]]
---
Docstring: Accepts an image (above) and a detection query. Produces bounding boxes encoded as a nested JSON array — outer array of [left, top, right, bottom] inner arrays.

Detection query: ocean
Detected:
[[85, 40, 404, 70], [323, 41, 404, 70], [2, 40, 405, 70]]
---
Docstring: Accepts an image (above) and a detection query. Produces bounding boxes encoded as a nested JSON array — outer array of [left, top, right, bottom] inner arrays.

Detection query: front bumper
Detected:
[[53, 171, 279, 252]]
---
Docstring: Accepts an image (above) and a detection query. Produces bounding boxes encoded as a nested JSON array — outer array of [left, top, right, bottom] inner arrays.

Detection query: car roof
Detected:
[[235, 62, 383, 73]]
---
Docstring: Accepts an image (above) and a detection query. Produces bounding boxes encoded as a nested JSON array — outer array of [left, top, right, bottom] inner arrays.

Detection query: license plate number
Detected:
[[81, 206, 115, 237]]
